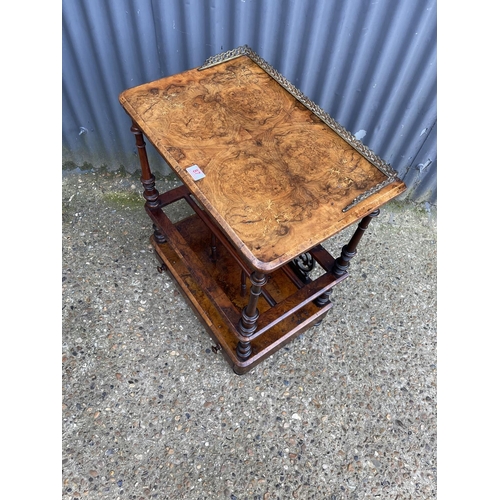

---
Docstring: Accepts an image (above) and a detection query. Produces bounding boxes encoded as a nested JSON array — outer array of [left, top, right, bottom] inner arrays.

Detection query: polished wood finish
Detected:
[[120, 55, 406, 273], [150, 215, 347, 374], [130, 122, 160, 209], [119, 50, 406, 373], [332, 209, 380, 279], [236, 271, 267, 360]]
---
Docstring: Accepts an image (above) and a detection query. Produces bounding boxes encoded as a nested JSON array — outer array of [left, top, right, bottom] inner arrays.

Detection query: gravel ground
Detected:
[[62, 168, 437, 500]]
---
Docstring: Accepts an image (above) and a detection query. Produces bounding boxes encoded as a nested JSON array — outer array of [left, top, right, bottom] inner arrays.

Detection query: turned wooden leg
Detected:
[[311, 288, 333, 326], [130, 121, 160, 209], [332, 209, 380, 279], [153, 223, 166, 244], [240, 269, 247, 297], [314, 289, 332, 307], [236, 272, 267, 360]]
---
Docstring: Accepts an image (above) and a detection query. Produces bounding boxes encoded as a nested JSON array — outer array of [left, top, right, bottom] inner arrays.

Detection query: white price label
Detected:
[[186, 165, 205, 181]]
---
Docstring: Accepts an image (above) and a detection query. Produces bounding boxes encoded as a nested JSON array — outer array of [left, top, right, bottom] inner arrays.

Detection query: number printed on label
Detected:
[[186, 165, 206, 181]]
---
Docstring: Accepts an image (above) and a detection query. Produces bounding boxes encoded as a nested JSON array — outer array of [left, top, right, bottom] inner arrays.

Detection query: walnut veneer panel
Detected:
[[120, 55, 405, 271]]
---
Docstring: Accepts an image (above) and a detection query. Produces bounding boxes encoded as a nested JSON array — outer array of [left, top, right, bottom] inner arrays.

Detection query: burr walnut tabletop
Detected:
[[119, 46, 406, 373], [119, 54, 405, 272]]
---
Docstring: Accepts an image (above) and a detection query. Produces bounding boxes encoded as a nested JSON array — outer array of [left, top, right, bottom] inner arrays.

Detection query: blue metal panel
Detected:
[[400, 121, 437, 204], [62, 0, 436, 203]]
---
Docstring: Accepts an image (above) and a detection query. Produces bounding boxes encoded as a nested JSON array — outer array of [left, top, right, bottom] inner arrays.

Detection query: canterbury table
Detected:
[[119, 46, 406, 374]]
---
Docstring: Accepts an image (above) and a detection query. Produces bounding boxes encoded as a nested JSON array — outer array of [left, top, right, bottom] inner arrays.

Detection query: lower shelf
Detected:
[[150, 214, 346, 374]]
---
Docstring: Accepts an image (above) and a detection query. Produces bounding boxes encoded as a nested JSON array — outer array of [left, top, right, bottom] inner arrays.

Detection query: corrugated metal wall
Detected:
[[62, 0, 436, 204]]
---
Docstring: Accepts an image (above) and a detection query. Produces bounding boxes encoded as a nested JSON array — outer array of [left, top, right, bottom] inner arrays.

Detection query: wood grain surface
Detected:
[[120, 55, 405, 271]]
